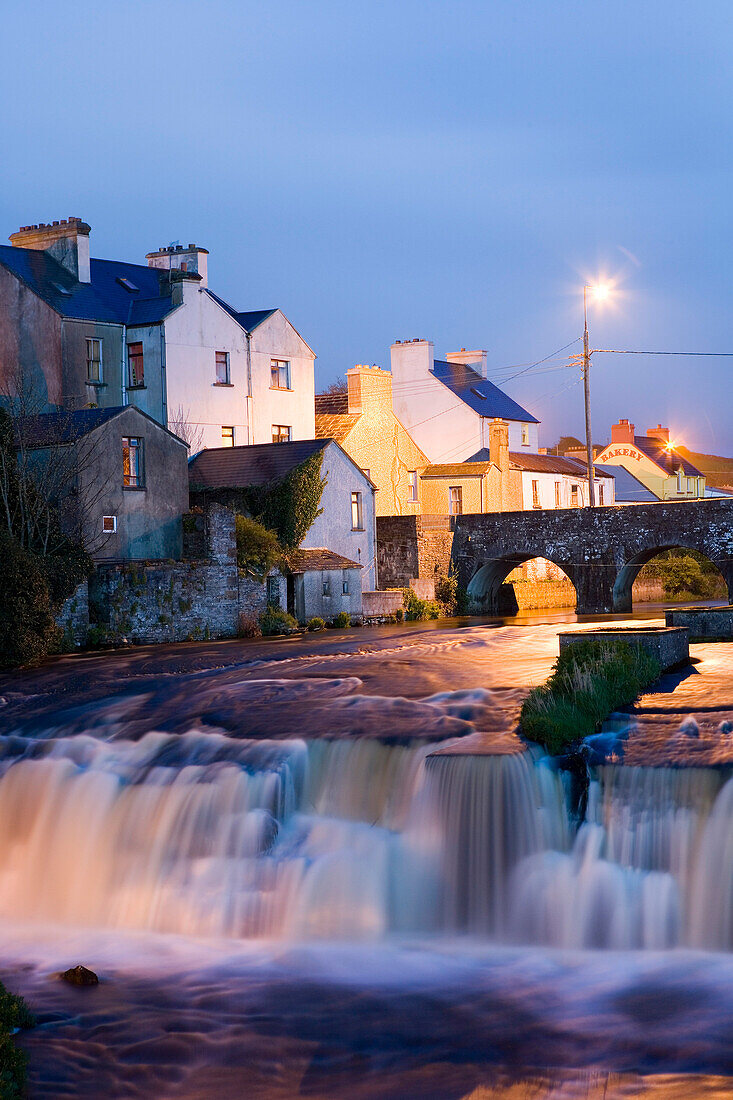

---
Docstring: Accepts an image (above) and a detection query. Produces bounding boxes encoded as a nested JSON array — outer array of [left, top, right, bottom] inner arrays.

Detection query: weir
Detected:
[[0, 728, 729, 951]]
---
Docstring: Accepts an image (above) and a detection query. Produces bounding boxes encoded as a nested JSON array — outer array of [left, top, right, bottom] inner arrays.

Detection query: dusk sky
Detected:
[[3, 0, 732, 453]]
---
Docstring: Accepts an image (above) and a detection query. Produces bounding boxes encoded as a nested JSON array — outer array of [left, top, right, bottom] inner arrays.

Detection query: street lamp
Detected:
[[582, 283, 610, 507]]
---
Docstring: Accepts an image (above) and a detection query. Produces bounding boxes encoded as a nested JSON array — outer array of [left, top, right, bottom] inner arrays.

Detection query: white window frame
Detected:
[[102, 515, 117, 533], [408, 470, 418, 501], [449, 486, 463, 516], [272, 425, 292, 444], [221, 426, 235, 447], [351, 491, 364, 530], [270, 359, 291, 390], [554, 481, 561, 508], [86, 337, 102, 383], [521, 424, 529, 446], [215, 350, 230, 385]]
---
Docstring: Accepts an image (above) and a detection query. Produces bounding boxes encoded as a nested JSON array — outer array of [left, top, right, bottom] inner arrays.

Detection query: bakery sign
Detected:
[[598, 445, 644, 463]]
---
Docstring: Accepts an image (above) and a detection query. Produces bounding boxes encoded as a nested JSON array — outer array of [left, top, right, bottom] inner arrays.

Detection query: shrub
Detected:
[[0, 531, 60, 668], [0, 979, 34, 1099], [238, 612, 262, 638], [349, 617, 363, 628], [332, 611, 351, 628], [394, 608, 404, 622], [235, 515, 282, 579], [259, 605, 299, 636], [307, 616, 326, 632], [520, 638, 661, 755], [403, 589, 441, 621]]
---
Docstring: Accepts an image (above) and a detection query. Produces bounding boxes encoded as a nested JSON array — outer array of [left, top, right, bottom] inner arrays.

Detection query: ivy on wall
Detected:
[[192, 451, 327, 550]]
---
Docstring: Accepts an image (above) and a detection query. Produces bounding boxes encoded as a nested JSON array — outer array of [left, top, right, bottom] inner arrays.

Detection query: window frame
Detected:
[[570, 483, 579, 507], [408, 470, 418, 502], [531, 479, 540, 508], [221, 426, 235, 447], [127, 341, 145, 388], [272, 424, 292, 444], [122, 436, 144, 489], [449, 485, 463, 516], [215, 350, 231, 385], [86, 337, 103, 384], [554, 481, 561, 508], [351, 491, 364, 531], [521, 424, 530, 446], [270, 359, 291, 391]]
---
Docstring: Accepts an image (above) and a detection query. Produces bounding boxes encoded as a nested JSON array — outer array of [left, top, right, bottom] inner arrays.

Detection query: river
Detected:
[[0, 613, 730, 1098]]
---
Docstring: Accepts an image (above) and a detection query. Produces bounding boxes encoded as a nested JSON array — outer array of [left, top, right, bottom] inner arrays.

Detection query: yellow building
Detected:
[[315, 365, 429, 517], [595, 420, 706, 501]]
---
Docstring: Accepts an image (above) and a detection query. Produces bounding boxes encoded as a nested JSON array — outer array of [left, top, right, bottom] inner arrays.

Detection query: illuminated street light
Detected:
[[582, 282, 611, 506]]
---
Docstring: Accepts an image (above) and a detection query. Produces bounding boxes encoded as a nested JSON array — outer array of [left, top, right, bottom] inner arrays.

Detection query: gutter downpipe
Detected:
[[246, 331, 253, 445]]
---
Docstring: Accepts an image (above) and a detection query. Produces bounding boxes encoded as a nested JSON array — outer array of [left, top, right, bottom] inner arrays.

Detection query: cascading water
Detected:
[[0, 726, 728, 950]]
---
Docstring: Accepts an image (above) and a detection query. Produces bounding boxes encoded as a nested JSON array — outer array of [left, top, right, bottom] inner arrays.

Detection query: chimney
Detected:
[[646, 423, 670, 443], [489, 418, 511, 510], [146, 242, 209, 287], [611, 418, 635, 443], [445, 348, 488, 379], [346, 364, 392, 414], [9, 218, 92, 282]]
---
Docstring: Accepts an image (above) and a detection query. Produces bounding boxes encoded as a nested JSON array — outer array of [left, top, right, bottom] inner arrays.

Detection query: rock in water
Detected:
[[61, 965, 99, 987]]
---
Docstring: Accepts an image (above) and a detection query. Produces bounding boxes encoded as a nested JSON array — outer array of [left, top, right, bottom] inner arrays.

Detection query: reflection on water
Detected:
[[0, 619, 729, 1098]]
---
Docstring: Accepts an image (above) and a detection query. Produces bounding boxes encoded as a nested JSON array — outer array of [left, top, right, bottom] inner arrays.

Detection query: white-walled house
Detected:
[[0, 221, 316, 452], [389, 339, 539, 463], [510, 453, 616, 510]]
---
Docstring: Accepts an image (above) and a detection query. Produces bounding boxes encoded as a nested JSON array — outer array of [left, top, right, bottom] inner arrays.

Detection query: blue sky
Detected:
[[2, 0, 732, 453]]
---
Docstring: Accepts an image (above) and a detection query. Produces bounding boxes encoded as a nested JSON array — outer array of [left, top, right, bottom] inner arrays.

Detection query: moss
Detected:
[[178, 598, 192, 614], [0, 980, 34, 1099]]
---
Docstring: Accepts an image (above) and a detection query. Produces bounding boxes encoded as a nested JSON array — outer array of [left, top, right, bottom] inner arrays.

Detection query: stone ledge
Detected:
[[665, 605, 733, 641], [558, 627, 690, 672]]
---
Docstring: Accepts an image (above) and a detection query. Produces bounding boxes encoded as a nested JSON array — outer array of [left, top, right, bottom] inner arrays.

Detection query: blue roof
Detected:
[[594, 462, 658, 502], [431, 360, 539, 423], [206, 291, 277, 332], [0, 246, 174, 325], [16, 407, 126, 445]]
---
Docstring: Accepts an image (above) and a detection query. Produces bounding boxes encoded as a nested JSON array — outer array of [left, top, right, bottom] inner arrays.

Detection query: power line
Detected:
[[593, 349, 733, 357]]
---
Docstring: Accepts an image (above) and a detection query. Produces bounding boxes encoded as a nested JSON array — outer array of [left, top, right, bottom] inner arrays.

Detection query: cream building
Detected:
[[595, 420, 706, 501]]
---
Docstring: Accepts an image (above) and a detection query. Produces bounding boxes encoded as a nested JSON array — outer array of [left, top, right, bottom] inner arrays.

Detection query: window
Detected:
[[408, 470, 418, 501], [531, 479, 540, 508], [342, 576, 350, 595], [102, 515, 117, 533], [677, 468, 683, 493], [86, 338, 102, 383], [270, 359, 291, 390], [351, 491, 364, 530], [272, 425, 291, 444], [570, 483, 579, 507], [322, 579, 331, 597], [127, 342, 144, 387], [598, 483, 604, 506], [215, 351, 230, 385], [222, 426, 235, 446], [449, 486, 463, 516], [554, 481, 561, 508], [521, 424, 529, 446], [122, 437, 143, 488]]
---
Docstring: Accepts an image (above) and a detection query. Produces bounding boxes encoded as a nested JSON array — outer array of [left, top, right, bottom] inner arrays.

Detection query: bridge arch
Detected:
[[466, 552, 578, 612], [613, 543, 732, 612]]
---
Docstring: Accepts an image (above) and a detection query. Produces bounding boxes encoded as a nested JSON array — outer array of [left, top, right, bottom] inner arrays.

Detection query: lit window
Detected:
[[102, 515, 117, 533], [449, 486, 462, 515], [270, 359, 291, 390], [272, 425, 291, 444], [599, 483, 604, 505], [127, 342, 144, 387], [554, 481, 561, 508], [570, 483, 579, 507], [86, 338, 102, 383], [521, 424, 529, 446], [122, 437, 143, 488], [408, 470, 418, 501], [532, 479, 540, 507], [222, 426, 235, 446], [351, 491, 363, 530], [215, 351, 230, 384]]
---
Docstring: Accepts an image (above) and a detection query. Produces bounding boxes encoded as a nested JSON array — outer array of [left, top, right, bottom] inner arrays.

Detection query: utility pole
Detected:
[[583, 285, 596, 507]]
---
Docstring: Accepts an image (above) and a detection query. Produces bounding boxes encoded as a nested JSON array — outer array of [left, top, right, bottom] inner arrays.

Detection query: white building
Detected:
[[510, 453, 616, 510], [389, 339, 539, 462]]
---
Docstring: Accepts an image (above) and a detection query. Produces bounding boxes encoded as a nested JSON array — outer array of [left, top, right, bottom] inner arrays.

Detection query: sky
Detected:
[[2, 0, 732, 454]]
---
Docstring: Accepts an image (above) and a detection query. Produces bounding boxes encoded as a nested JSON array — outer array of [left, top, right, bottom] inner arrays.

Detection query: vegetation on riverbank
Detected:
[[520, 638, 661, 755], [0, 980, 34, 1099]]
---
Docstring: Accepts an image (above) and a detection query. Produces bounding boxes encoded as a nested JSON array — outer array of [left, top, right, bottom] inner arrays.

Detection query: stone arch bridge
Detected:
[[450, 499, 733, 615]]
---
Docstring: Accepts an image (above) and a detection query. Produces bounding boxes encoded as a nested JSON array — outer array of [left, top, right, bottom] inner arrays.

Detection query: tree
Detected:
[[0, 530, 60, 668], [320, 377, 348, 396], [235, 515, 282, 579], [168, 405, 204, 454]]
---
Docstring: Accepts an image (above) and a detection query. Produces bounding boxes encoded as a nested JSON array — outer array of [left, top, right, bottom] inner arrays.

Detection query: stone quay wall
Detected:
[[665, 605, 733, 641], [377, 515, 453, 589]]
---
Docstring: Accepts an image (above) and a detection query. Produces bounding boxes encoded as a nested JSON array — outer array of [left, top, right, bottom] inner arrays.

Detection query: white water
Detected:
[[0, 727, 729, 950]]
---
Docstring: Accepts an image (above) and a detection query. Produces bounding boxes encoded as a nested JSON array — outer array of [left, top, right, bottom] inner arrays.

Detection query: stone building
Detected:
[[0, 218, 316, 451]]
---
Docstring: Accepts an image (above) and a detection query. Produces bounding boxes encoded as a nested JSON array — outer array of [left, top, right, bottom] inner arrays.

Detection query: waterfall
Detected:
[[0, 728, 728, 949]]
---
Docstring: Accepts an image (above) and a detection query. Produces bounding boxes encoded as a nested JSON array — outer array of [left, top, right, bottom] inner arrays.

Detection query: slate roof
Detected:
[[509, 452, 615, 477], [205, 292, 278, 332], [422, 461, 493, 477], [14, 405, 186, 448], [287, 547, 362, 573], [0, 246, 174, 324], [594, 463, 658, 502], [431, 360, 539, 423], [314, 411, 360, 443], [315, 392, 349, 415], [188, 439, 331, 487], [631, 435, 704, 478]]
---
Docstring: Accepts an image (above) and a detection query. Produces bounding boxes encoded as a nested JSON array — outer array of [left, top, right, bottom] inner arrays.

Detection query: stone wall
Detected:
[[362, 590, 405, 619], [56, 580, 90, 648], [510, 579, 576, 610], [377, 515, 453, 588]]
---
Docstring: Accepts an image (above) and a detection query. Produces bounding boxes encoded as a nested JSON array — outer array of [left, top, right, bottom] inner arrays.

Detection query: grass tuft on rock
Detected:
[[0, 981, 34, 1099], [520, 638, 661, 755]]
